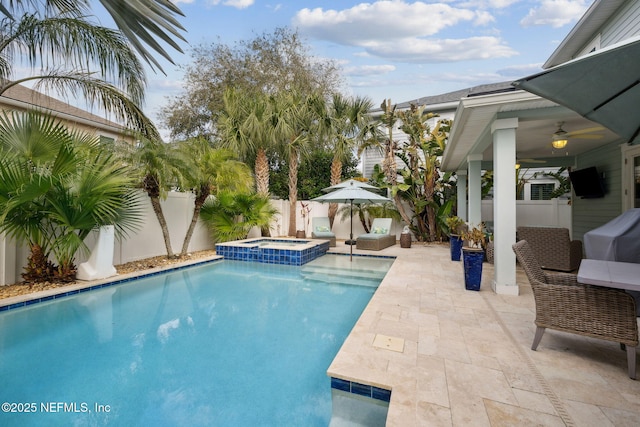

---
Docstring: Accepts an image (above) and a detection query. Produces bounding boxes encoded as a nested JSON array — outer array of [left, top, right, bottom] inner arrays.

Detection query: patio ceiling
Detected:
[[441, 89, 622, 172]]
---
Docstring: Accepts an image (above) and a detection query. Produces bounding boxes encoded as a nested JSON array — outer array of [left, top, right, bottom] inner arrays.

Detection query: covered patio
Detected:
[[326, 243, 640, 426], [441, 88, 622, 295]]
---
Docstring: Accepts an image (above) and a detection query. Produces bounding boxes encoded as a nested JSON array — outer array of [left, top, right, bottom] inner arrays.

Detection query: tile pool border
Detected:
[[331, 377, 391, 403], [0, 257, 224, 312]]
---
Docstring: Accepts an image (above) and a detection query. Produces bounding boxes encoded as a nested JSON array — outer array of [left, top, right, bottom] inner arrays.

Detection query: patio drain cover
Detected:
[[373, 334, 404, 353]]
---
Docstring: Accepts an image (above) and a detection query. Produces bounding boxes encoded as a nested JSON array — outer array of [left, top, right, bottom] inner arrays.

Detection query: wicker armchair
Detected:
[[516, 226, 583, 272], [512, 240, 638, 379]]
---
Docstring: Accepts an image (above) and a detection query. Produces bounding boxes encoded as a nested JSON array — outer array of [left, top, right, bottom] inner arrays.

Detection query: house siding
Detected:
[[601, 0, 640, 46], [572, 140, 625, 242]]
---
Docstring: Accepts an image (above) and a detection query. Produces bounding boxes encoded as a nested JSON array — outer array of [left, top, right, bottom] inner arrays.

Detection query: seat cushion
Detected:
[[357, 233, 387, 240]]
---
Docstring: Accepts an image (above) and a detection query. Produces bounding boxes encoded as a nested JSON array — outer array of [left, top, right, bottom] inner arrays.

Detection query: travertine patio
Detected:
[[327, 242, 640, 426]]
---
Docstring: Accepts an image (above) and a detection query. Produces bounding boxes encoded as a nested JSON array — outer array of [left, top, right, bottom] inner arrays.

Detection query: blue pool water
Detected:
[[0, 255, 393, 426]]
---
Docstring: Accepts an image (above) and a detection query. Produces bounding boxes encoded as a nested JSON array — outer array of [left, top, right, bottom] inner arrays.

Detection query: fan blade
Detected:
[[568, 134, 603, 140], [518, 158, 546, 163], [565, 126, 605, 137]]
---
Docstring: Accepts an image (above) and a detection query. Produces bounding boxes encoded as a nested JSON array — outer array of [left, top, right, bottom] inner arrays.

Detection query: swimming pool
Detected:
[[0, 255, 394, 426]]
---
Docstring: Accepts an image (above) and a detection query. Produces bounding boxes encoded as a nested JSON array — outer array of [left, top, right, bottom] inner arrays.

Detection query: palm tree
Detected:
[[324, 94, 375, 227], [121, 137, 187, 258], [44, 147, 142, 281], [218, 89, 274, 198], [360, 99, 413, 228], [200, 191, 278, 243], [0, 6, 159, 138], [0, 110, 142, 282], [270, 90, 324, 236], [177, 138, 253, 256], [0, 0, 186, 73], [217, 89, 279, 237]]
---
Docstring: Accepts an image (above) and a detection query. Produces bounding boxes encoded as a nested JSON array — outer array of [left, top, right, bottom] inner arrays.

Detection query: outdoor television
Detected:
[[569, 166, 606, 198]]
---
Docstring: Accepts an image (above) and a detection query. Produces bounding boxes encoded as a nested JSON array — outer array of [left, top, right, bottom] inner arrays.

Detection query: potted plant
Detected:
[[445, 216, 466, 261], [461, 223, 486, 291], [297, 202, 311, 238]]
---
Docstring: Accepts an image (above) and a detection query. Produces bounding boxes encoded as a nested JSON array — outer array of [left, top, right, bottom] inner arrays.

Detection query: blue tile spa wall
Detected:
[[216, 240, 330, 266], [330, 377, 391, 403]]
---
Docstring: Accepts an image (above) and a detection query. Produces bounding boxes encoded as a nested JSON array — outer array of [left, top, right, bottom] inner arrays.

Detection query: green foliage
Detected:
[[337, 202, 400, 234], [269, 149, 359, 200], [462, 223, 486, 249], [161, 27, 342, 140], [0, 110, 142, 282], [444, 215, 465, 236], [0, 4, 160, 139], [0, 0, 187, 73], [200, 191, 278, 242], [370, 104, 454, 242], [533, 167, 571, 199]]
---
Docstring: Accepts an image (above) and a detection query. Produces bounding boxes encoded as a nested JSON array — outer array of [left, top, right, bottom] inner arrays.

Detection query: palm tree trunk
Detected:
[[150, 196, 175, 258], [255, 148, 270, 197], [255, 148, 271, 237], [181, 186, 209, 256], [328, 156, 342, 227], [288, 149, 299, 237]]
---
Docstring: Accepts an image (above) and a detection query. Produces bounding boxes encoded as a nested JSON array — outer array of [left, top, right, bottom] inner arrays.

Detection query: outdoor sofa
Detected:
[[356, 218, 395, 251]]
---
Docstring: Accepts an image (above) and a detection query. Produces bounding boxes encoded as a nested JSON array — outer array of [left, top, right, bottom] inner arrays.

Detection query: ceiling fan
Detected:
[[515, 156, 545, 169], [552, 121, 605, 148]]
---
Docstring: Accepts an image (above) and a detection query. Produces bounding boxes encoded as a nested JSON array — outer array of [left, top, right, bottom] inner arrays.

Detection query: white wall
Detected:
[[0, 193, 403, 286], [0, 190, 216, 286], [481, 198, 573, 236]]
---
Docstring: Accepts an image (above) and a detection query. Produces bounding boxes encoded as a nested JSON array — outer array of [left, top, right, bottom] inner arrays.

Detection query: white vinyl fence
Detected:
[[0, 192, 571, 286]]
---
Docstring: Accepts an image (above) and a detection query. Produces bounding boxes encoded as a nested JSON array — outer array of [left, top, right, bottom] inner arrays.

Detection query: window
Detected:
[[530, 183, 555, 200]]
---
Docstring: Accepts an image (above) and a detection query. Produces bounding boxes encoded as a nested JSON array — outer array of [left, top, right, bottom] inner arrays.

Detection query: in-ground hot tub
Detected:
[[215, 238, 330, 266]]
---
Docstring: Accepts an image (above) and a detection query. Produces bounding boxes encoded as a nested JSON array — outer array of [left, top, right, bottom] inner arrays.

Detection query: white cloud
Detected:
[[458, 0, 521, 8], [364, 36, 518, 63], [520, 0, 589, 28], [293, 1, 515, 64], [474, 10, 495, 26], [209, 0, 254, 9], [293, 2, 478, 44], [344, 64, 396, 77]]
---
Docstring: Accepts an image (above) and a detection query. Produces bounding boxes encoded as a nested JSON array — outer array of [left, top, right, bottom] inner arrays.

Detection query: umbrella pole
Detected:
[[350, 200, 353, 261]]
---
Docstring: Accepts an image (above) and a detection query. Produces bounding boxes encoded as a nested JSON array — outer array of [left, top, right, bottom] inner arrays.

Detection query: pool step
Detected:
[[302, 273, 381, 288], [300, 264, 388, 287], [301, 265, 386, 281]]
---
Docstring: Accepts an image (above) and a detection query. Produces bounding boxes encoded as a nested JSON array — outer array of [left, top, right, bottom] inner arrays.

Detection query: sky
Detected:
[[125, 0, 594, 137]]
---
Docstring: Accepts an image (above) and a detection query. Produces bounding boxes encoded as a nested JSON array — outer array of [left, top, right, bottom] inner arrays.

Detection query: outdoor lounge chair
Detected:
[[356, 218, 395, 251], [512, 240, 639, 379], [311, 217, 336, 247], [516, 226, 583, 272]]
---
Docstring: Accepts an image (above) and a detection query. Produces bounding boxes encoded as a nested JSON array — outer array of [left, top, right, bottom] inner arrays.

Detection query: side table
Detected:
[[400, 233, 411, 248]]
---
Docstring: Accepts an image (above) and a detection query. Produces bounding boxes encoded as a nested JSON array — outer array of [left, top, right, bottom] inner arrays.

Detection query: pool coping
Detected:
[[0, 255, 224, 311]]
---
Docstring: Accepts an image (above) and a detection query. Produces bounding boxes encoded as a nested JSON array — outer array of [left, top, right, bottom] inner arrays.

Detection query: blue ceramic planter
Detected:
[[462, 248, 484, 291], [450, 235, 463, 261]]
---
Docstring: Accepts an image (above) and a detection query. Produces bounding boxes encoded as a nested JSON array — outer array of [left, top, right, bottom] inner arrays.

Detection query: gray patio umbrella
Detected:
[[512, 35, 640, 143], [313, 181, 390, 261], [321, 178, 380, 192]]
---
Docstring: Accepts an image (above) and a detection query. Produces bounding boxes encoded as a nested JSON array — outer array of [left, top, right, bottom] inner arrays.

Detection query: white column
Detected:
[[492, 118, 518, 295], [456, 170, 468, 221], [467, 154, 482, 228]]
